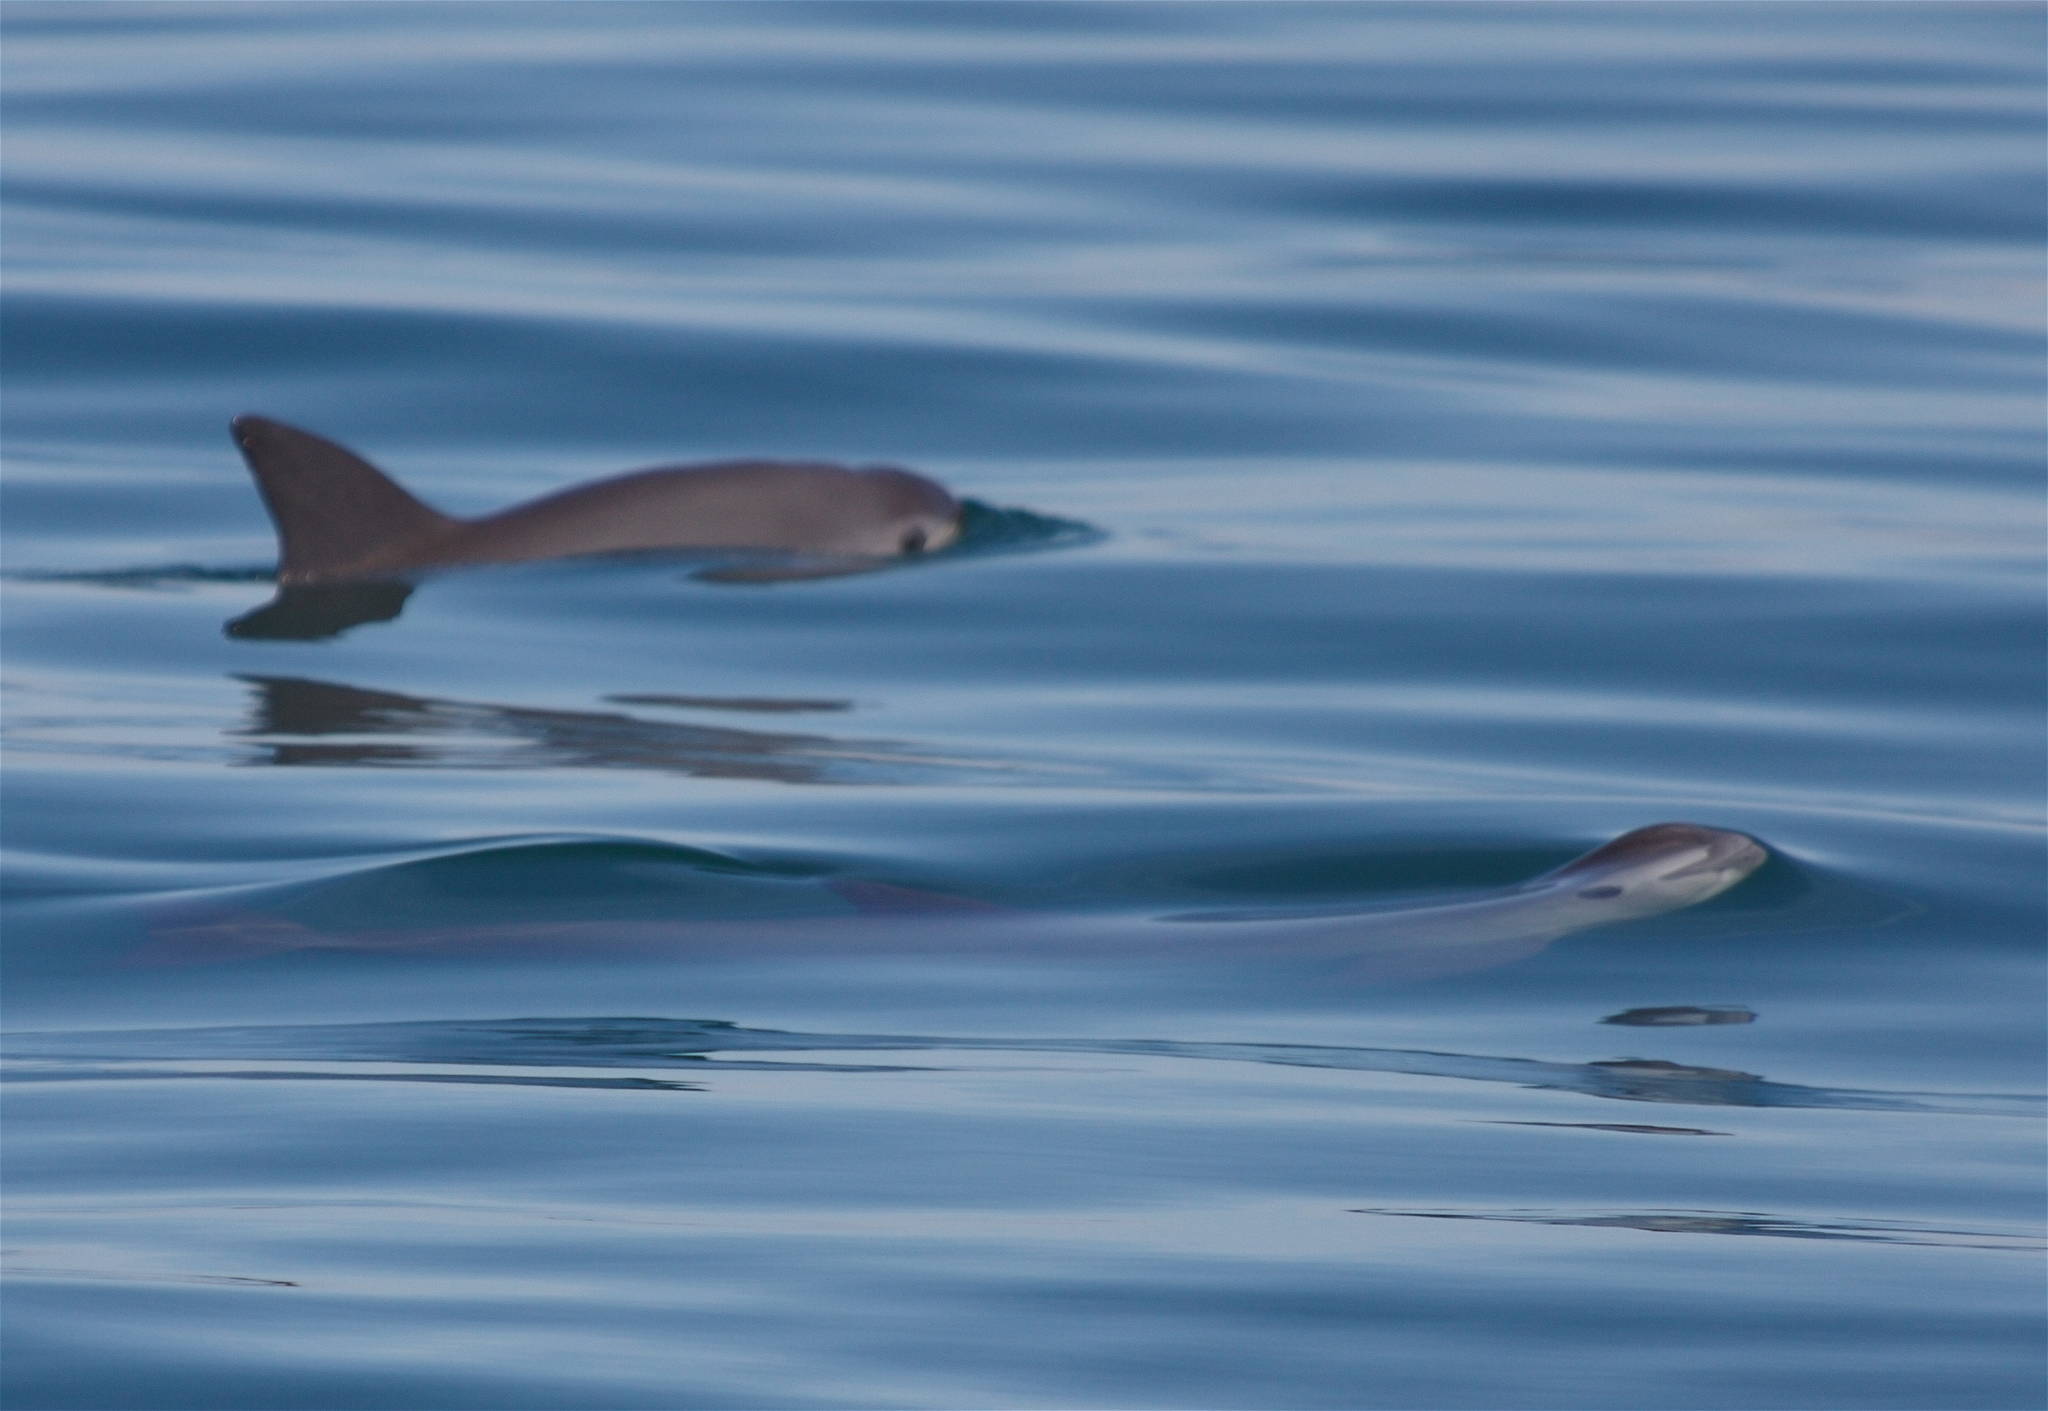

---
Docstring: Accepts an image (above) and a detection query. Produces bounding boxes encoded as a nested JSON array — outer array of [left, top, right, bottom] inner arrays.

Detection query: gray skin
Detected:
[[138, 823, 1769, 980], [230, 416, 964, 585]]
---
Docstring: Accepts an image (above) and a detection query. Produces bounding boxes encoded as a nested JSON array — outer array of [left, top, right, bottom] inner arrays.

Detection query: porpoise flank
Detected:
[[231, 415, 964, 585], [138, 823, 1768, 980]]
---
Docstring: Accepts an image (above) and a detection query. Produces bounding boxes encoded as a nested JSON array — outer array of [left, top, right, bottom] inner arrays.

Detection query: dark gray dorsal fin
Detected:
[[231, 415, 455, 583]]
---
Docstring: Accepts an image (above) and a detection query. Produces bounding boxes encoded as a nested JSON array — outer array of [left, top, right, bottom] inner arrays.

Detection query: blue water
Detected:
[[4, 4, 2043, 1408]]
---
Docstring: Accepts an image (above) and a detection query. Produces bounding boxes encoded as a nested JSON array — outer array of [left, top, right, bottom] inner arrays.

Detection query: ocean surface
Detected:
[[3, 5, 2043, 1409]]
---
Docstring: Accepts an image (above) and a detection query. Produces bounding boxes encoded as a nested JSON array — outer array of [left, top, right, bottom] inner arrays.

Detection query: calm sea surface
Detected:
[[3, 5, 2043, 1409]]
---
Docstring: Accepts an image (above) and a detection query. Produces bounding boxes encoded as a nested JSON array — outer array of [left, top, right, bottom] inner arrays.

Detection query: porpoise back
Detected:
[[135, 822, 1769, 982], [232, 416, 964, 585]]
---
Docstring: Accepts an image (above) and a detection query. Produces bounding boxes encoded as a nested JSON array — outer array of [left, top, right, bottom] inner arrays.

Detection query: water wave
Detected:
[[8, 1016, 2037, 1119]]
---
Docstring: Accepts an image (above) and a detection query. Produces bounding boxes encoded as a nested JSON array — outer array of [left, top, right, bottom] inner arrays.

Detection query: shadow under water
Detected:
[[224, 580, 416, 640]]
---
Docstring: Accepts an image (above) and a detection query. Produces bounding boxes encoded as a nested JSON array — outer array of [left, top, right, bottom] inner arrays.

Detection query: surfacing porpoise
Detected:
[[138, 823, 1769, 980], [231, 415, 964, 586]]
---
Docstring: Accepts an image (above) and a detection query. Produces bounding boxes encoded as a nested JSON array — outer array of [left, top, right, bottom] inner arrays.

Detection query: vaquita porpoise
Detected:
[[230, 415, 964, 586], [137, 823, 1769, 980]]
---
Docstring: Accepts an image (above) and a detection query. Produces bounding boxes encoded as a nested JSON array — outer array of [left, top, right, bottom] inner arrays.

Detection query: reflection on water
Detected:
[[1600, 1005, 1757, 1026], [7, 1016, 2036, 1118], [4, 1066, 708, 1093], [232, 674, 989, 784], [1485, 1121, 1727, 1137], [1350, 1207, 2044, 1252], [0, 1265, 302, 1290]]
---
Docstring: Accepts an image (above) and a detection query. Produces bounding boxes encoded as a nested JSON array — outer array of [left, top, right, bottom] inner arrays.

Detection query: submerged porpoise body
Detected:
[[230, 416, 964, 585], [1237, 820, 1769, 974], [140, 823, 1769, 980]]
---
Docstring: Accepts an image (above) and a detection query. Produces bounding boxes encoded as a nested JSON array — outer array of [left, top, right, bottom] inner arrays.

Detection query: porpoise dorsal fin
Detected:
[[232, 415, 456, 583]]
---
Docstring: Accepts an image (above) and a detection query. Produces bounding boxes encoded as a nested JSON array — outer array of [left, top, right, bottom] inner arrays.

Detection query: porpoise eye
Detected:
[[900, 528, 928, 554], [1578, 885, 1624, 899]]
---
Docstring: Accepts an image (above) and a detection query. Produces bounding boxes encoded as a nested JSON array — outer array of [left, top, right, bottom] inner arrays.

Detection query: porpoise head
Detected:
[[1535, 823, 1768, 920], [836, 466, 963, 557]]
